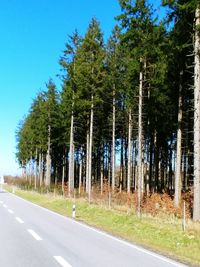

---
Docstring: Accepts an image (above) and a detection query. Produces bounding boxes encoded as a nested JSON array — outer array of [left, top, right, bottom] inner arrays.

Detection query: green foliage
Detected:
[[74, 18, 106, 107], [16, 79, 61, 171], [16, 1, 199, 216]]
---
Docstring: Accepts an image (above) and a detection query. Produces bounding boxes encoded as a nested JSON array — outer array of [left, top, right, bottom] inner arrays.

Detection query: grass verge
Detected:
[[5, 186, 200, 266]]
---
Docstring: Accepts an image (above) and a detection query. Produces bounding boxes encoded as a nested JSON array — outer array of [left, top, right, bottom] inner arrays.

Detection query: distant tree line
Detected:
[[16, 0, 200, 221]]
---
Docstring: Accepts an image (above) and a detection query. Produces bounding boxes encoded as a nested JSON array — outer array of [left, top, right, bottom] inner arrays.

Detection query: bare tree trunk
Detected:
[[133, 141, 137, 191], [108, 147, 111, 189], [112, 86, 116, 191], [55, 167, 58, 186], [100, 143, 104, 195], [155, 131, 159, 192], [25, 159, 28, 181], [38, 153, 41, 187], [149, 135, 153, 192], [82, 151, 85, 191], [137, 67, 143, 217], [45, 124, 51, 187], [120, 138, 123, 193], [79, 147, 83, 195], [86, 122, 90, 193], [127, 108, 132, 193], [88, 95, 94, 203], [22, 160, 26, 178], [34, 148, 38, 190], [29, 152, 33, 185], [68, 98, 74, 196], [169, 136, 173, 192], [62, 153, 65, 195], [193, 5, 200, 221], [174, 70, 183, 208], [39, 153, 43, 187], [123, 135, 127, 189]]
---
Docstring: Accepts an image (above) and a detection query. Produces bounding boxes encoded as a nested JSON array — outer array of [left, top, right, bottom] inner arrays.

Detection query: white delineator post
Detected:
[[12, 187, 15, 194], [72, 204, 76, 218]]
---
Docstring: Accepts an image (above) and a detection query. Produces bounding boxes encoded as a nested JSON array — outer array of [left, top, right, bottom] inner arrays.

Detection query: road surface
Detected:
[[0, 189, 188, 267]]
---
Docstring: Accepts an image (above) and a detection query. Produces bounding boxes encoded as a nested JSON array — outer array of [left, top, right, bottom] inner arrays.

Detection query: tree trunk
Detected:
[[155, 131, 159, 192], [38, 153, 41, 187], [112, 86, 116, 191], [193, 5, 200, 221], [22, 160, 26, 178], [120, 138, 123, 193], [55, 167, 58, 186], [127, 108, 132, 193], [100, 143, 104, 195], [25, 159, 28, 182], [68, 97, 74, 196], [124, 135, 128, 189], [86, 120, 90, 193], [174, 70, 183, 208], [79, 147, 83, 194], [29, 153, 33, 185], [45, 125, 51, 187], [88, 95, 94, 203], [137, 67, 143, 217], [34, 148, 38, 190], [169, 136, 173, 192], [62, 153, 65, 195], [39, 153, 43, 187], [149, 134, 153, 192]]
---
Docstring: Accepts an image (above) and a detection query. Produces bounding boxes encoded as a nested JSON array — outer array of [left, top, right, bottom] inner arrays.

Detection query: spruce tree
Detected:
[[74, 18, 106, 200]]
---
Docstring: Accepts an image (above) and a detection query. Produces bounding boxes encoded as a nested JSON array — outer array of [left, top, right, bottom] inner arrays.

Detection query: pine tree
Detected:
[[106, 26, 125, 191], [60, 31, 81, 195], [163, 0, 199, 219], [44, 80, 60, 187], [74, 18, 106, 200], [117, 0, 168, 212]]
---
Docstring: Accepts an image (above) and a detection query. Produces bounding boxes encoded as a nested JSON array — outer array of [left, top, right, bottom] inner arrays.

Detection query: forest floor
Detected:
[[4, 185, 200, 267]]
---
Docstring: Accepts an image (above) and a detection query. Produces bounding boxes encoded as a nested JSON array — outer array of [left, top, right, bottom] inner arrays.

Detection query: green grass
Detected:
[[5, 186, 200, 266]]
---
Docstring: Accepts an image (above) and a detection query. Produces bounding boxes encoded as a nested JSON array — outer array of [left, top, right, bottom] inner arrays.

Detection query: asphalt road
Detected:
[[0, 189, 188, 267]]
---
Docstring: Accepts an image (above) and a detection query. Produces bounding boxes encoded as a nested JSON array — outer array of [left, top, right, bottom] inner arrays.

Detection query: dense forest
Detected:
[[16, 0, 200, 221]]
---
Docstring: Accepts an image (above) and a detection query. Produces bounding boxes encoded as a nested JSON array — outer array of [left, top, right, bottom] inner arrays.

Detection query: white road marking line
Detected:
[[16, 217, 24, 224], [8, 209, 14, 214], [9, 192, 186, 267], [3, 204, 7, 208], [54, 256, 72, 267], [27, 229, 42, 241]]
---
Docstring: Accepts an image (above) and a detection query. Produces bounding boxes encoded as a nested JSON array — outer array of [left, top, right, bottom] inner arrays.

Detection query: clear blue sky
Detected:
[[0, 0, 163, 176]]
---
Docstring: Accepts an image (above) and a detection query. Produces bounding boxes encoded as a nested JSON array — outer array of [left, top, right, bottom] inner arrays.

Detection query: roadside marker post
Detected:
[[108, 191, 111, 209], [12, 187, 15, 194], [0, 175, 4, 191], [72, 204, 76, 218], [182, 201, 186, 232]]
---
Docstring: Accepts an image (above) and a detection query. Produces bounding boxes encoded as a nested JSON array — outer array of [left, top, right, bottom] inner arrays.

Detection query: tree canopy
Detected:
[[16, 1, 200, 221]]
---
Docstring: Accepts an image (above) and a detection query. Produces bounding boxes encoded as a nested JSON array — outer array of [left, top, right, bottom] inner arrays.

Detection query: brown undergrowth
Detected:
[[5, 176, 194, 219]]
